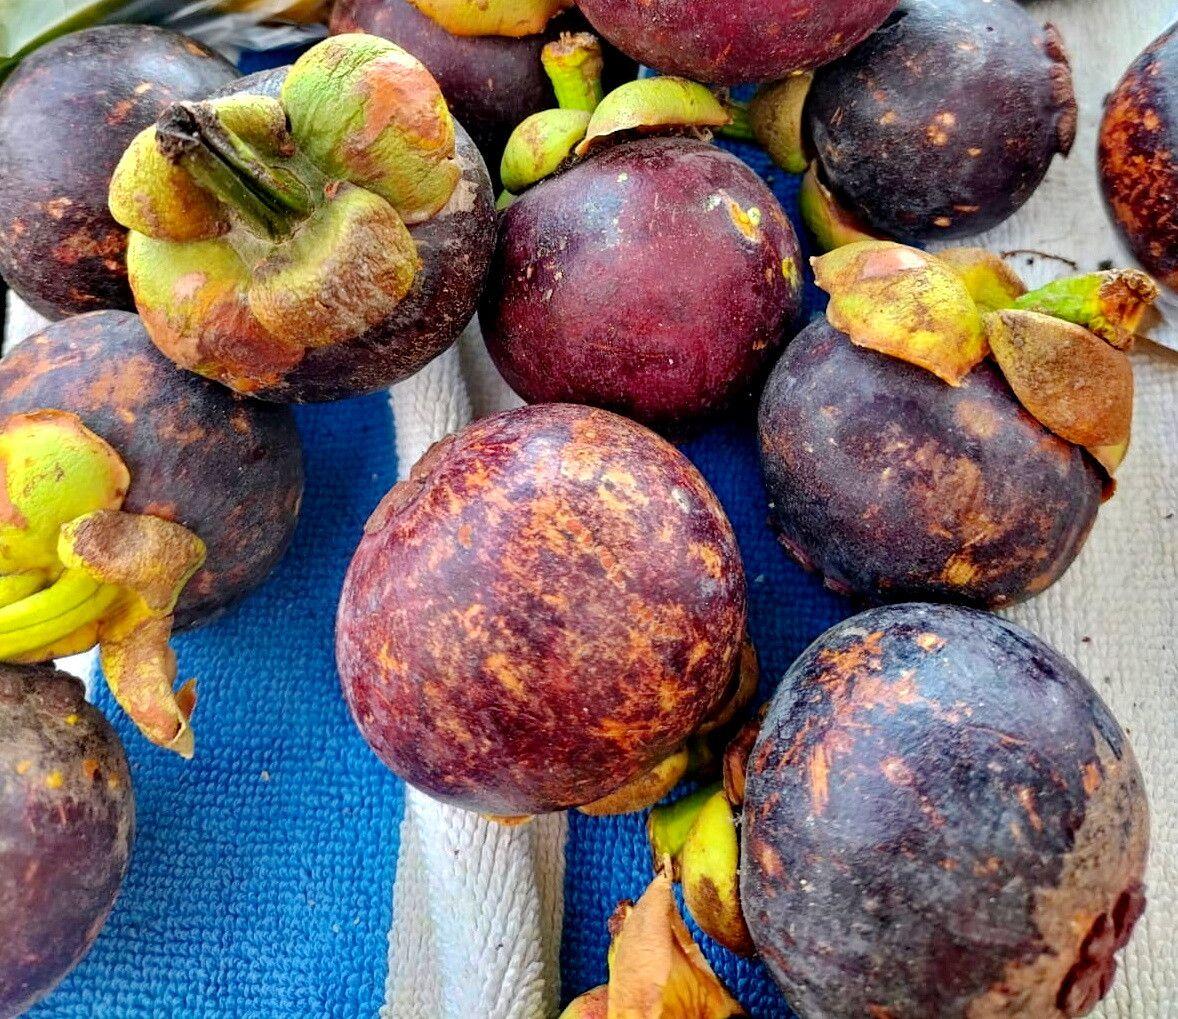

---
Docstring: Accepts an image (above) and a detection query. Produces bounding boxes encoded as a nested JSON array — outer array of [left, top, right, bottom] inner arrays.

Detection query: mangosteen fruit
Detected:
[[336, 403, 746, 818], [0, 663, 134, 1017], [758, 242, 1152, 607], [805, 0, 1077, 242], [741, 603, 1149, 1018], [107, 33, 496, 402], [1099, 22, 1178, 291], [0, 310, 305, 755], [576, 0, 900, 85], [482, 72, 803, 433], [0, 25, 237, 320]]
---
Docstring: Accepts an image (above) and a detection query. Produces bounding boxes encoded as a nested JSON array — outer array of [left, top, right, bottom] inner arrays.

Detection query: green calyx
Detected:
[[109, 34, 459, 393], [800, 163, 887, 253], [0, 410, 206, 758], [575, 77, 730, 157], [749, 73, 813, 173], [500, 109, 591, 194]]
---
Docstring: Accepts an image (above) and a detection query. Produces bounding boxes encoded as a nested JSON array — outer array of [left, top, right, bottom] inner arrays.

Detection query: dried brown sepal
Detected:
[[812, 241, 988, 386], [579, 746, 690, 816], [559, 985, 610, 1019], [722, 706, 766, 809], [935, 248, 1028, 312], [697, 638, 758, 736], [985, 310, 1134, 452], [606, 874, 747, 1018]]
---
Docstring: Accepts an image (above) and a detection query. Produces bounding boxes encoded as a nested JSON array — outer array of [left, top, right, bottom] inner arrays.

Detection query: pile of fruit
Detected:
[[0, 1, 1171, 1016]]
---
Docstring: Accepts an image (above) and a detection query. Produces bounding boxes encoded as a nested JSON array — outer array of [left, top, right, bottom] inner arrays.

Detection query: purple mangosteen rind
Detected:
[[336, 403, 747, 817], [806, 0, 1077, 242], [742, 603, 1148, 1019], [0, 311, 304, 630], [0, 663, 134, 1017], [0, 25, 237, 319]]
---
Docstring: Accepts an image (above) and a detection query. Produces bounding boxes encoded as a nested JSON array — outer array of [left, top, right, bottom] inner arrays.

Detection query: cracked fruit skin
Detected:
[[1099, 23, 1178, 291], [330, 0, 633, 181], [336, 403, 746, 816], [0, 25, 236, 320], [742, 603, 1149, 1019], [117, 51, 496, 403], [576, 0, 898, 85], [758, 318, 1103, 607], [481, 138, 802, 433], [807, 0, 1076, 242], [0, 311, 303, 630], [0, 663, 134, 1018]]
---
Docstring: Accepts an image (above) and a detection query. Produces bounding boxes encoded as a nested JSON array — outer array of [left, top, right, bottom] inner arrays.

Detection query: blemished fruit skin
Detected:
[[196, 67, 497, 403], [0, 311, 304, 630], [576, 0, 899, 85], [0, 664, 134, 1018], [336, 403, 746, 816], [481, 138, 803, 434], [1099, 23, 1178, 291], [742, 603, 1149, 1019], [329, 0, 634, 178], [807, 0, 1076, 242], [0, 25, 237, 319], [758, 318, 1103, 608]]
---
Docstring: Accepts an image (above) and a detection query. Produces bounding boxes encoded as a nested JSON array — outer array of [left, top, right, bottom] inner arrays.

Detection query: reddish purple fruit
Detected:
[[807, 0, 1076, 241], [0, 311, 304, 629], [481, 138, 803, 433], [0, 664, 134, 1017], [1099, 23, 1178, 291], [758, 318, 1103, 607], [742, 603, 1149, 1019], [0, 25, 236, 319], [337, 403, 746, 816], [576, 0, 899, 84]]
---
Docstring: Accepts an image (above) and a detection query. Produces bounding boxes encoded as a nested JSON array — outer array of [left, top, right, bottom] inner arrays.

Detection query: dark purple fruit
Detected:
[[0, 663, 134, 1017], [1099, 23, 1178, 291], [576, 0, 899, 85], [0, 311, 304, 629], [807, 0, 1076, 241], [0, 25, 236, 319], [336, 403, 746, 816], [742, 603, 1149, 1019], [481, 137, 803, 433], [758, 317, 1103, 607]]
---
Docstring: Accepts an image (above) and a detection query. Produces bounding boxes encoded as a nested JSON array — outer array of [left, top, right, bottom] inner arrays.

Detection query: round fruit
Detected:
[[742, 603, 1149, 1019], [576, 0, 899, 85], [807, 0, 1076, 241], [1099, 22, 1178, 290], [0, 663, 134, 1017], [481, 137, 803, 433], [0, 25, 236, 319], [336, 403, 746, 816], [0, 311, 304, 629], [758, 317, 1103, 607]]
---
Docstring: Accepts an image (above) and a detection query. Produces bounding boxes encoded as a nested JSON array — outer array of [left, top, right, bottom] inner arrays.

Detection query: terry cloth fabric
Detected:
[[4, 1, 1175, 1014]]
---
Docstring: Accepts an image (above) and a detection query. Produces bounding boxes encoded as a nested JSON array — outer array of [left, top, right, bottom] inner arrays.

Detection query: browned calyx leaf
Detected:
[[698, 638, 758, 737], [985, 310, 1135, 472], [812, 241, 988, 385], [579, 746, 690, 816], [560, 986, 610, 1019], [722, 705, 766, 809]]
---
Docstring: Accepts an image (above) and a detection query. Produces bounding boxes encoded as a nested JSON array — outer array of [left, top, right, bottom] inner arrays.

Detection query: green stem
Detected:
[[541, 33, 605, 113], [1012, 269, 1158, 347], [155, 101, 312, 241], [717, 98, 755, 142]]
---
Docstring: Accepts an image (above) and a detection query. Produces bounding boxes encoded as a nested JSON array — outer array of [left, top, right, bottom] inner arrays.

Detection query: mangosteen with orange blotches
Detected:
[[336, 403, 746, 818], [107, 33, 496, 402], [0, 311, 304, 756], [759, 241, 1156, 607], [0, 663, 135, 1017], [1099, 22, 1178, 292], [0, 26, 237, 319], [740, 603, 1149, 1018], [481, 64, 803, 433], [797, 0, 1076, 244]]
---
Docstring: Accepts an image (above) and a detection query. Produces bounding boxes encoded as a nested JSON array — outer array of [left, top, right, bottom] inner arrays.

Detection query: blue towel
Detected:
[[32, 49, 835, 1019]]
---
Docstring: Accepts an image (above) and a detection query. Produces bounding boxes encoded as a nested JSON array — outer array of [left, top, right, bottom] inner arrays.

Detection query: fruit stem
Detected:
[[717, 98, 755, 142], [1012, 269, 1159, 349], [155, 101, 313, 240], [541, 32, 605, 113]]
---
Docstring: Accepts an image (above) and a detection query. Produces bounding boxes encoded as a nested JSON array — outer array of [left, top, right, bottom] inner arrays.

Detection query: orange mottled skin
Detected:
[[336, 404, 746, 815], [742, 604, 1149, 1019]]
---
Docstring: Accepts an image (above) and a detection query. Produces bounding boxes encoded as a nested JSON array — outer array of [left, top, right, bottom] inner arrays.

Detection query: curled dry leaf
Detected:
[[985, 310, 1134, 454], [576, 78, 729, 157], [812, 241, 988, 385]]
